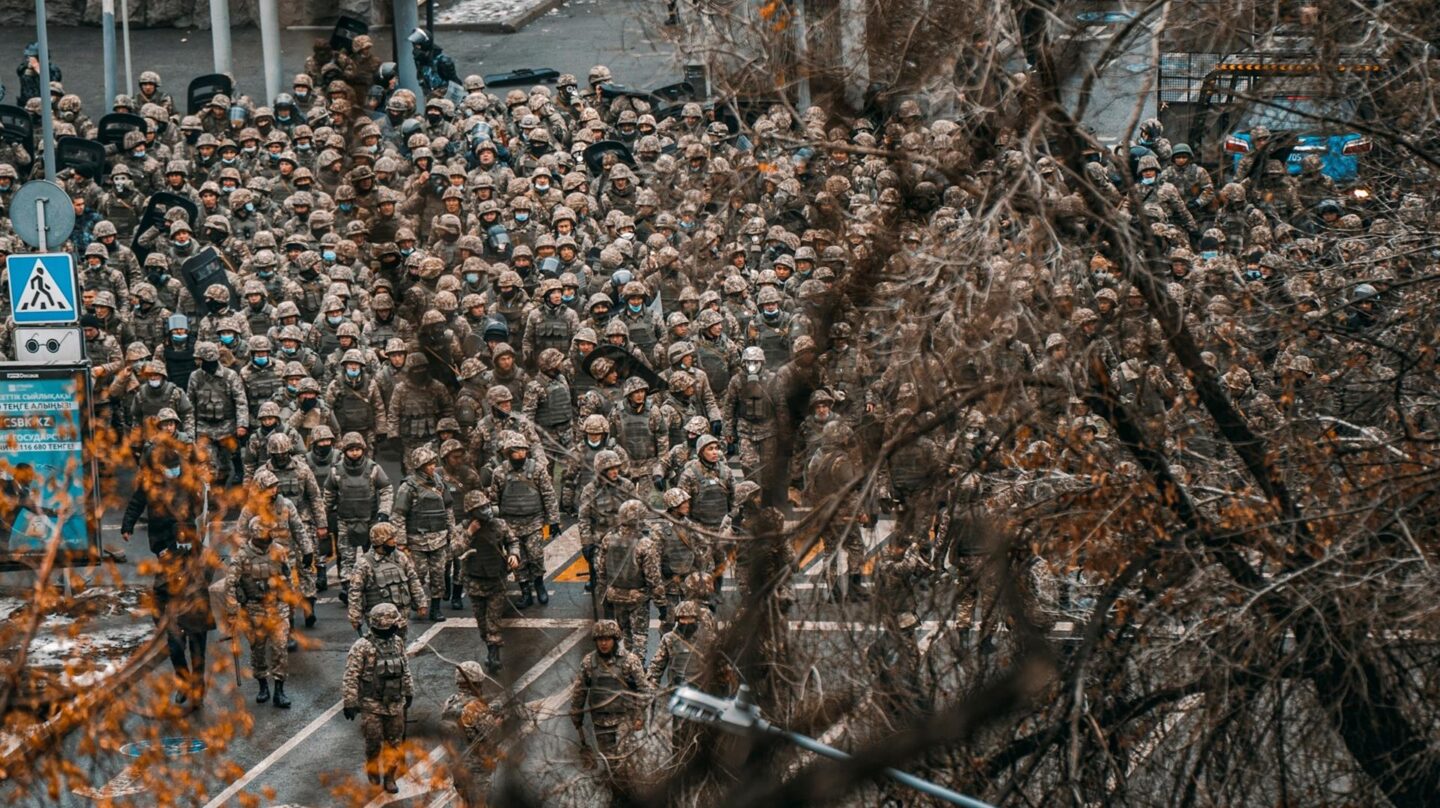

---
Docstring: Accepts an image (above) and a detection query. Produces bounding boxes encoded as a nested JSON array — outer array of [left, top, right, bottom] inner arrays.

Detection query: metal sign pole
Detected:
[[35, 198, 46, 252], [209, 0, 233, 75], [258, 0, 282, 105], [120, 0, 135, 95], [102, 0, 117, 110], [34, 0, 57, 179]]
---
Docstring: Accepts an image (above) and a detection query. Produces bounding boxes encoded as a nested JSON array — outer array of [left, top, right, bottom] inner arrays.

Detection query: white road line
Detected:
[[543, 525, 582, 581], [73, 765, 145, 799], [363, 745, 450, 808], [512, 626, 589, 694], [200, 621, 450, 808]]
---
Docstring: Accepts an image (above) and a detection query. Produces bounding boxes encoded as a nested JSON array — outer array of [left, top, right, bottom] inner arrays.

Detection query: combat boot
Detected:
[[533, 577, 549, 605], [383, 767, 399, 794], [316, 564, 329, 592], [485, 643, 502, 674], [272, 680, 291, 709], [365, 757, 381, 785], [304, 597, 318, 628], [450, 588, 463, 611], [517, 583, 534, 609], [848, 573, 870, 601], [428, 598, 446, 622], [255, 677, 270, 704], [338, 581, 349, 605]]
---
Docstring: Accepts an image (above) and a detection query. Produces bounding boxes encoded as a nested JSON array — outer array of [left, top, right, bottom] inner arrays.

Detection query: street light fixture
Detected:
[[669, 685, 997, 808]]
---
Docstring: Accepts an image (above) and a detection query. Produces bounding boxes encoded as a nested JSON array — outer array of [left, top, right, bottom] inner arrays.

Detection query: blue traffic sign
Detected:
[[6, 253, 78, 325]]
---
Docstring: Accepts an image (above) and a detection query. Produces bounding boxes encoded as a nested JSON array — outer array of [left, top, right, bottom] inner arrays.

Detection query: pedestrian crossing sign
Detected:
[[6, 253, 78, 325]]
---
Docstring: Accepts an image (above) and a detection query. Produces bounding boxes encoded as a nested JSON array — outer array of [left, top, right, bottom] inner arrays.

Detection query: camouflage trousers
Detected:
[[336, 519, 371, 582], [409, 545, 448, 602], [464, 577, 509, 645], [296, 523, 319, 599], [822, 524, 866, 582], [197, 432, 240, 487], [514, 528, 546, 580], [738, 433, 779, 483], [606, 594, 650, 656], [240, 604, 290, 681], [361, 710, 406, 759]]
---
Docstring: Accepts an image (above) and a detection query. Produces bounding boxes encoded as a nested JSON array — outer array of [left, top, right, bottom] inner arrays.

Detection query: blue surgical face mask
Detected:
[[285, 383, 299, 394], [327, 314, 343, 326], [321, 249, 336, 262], [628, 302, 643, 314], [269, 152, 281, 162], [220, 333, 236, 345], [345, 367, 361, 379], [295, 141, 310, 151], [464, 273, 480, 284], [338, 202, 353, 212], [132, 149, 145, 159], [1141, 176, 1156, 186], [515, 212, 530, 223], [400, 247, 414, 256], [148, 378, 163, 389], [163, 466, 183, 479], [221, 156, 236, 165], [281, 344, 298, 356], [1200, 250, 1219, 260], [258, 269, 274, 279], [253, 355, 269, 367], [171, 333, 187, 344], [244, 202, 255, 213], [562, 292, 575, 303]]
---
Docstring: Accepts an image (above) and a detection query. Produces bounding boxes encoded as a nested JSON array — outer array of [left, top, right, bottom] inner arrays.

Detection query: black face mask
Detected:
[[207, 300, 226, 314], [509, 456, 526, 471], [375, 543, 394, 556], [678, 622, 697, 638], [300, 397, 318, 412], [313, 444, 333, 459], [271, 454, 291, 469], [253, 537, 273, 551], [372, 625, 398, 640], [200, 359, 220, 374]]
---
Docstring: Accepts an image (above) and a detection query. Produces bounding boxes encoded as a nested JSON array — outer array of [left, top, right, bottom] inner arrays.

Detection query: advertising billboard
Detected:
[[0, 365, 98, 561]]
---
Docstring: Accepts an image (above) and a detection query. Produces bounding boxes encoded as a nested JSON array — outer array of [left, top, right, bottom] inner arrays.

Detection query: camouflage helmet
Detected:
[[486, 385, 514, 405], [463, 489, 492, 513], [410, 446, 439, 468], [405, 353, 429, 370], [499, 431, 528, 452], [194, 341, 220, 361], [145, 360, 168, 377], [310, 425, 335, 444], [370, 522, 398, 546], [440, 438, 465, 458], [455, 660, 487, 692], [594, 450, 623, 474], [258, 401, 282, 420], [368, 602, 402, 629], [124, 342, 151, 361], [341, 432, 367, 451], [538, 348, 566, 373], [674, 600, 701, 620], [458, 357, 485, 380], [663, 487, 690, 510], [252, 468, 280, 489], [618, 499, 647, 525], [583, 414, 609, 434], [155, 407, 181, 425], [622, 376, 650, 395], [670, 370, 695, 390], [266, 432, 293, 455], [592, 619, 622, 640]]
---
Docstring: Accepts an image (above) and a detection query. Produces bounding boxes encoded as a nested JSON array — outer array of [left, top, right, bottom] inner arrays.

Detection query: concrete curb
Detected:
[[286, 0, 568, 35]]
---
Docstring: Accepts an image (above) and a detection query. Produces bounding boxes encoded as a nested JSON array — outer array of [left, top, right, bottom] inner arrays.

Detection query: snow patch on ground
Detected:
[[26, 623, 152, 670], [436, 0, 556, 24]]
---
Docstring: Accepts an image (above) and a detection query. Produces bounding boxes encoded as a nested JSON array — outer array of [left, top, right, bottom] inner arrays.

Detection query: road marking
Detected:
[[512, 625, 589, 694], [363, 745, 450, 808], [543, 525, 582, 579], [74, 766, 145, 799], [200, 621, 449, 808]]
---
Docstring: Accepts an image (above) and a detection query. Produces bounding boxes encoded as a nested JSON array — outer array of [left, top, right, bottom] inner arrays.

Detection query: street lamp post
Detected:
[[668, 685, 996, 808]]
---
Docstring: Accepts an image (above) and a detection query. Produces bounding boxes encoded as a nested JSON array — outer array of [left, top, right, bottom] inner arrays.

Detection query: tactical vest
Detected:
[[535, 377, 572, 429], [101, 196, 141, 239], [588, 482, 627, 539], [607, 530, 644, 590], [657, 521, 697, 578], [619, 405, 657, 460], [272, 463, 305, 505], [335, 383, 377, 432], [359, 639, 407, 702], [753, 316, 791, 366], [237, 549, 276, 602], [365, 319, 398, 348], [364, 554, 416, 609], [246, 308, 273, 336], [695, 338, 731, 394], [585, 657, 631, 722], [691, 472, 729, 526], [335, 463, 377, 520], [134, 385, 177, 420], [163, 342, 197, 389], [625, 313, 657, 354], [314, 324, 341, 356], [244, 366, 283, 411], [399, 386, 439, 439], [570, 351, 598, 400], [889, 442, 930, 495], [533, 309, 572, 355], [498, 471, 542, 520], [663, 635, 703, 686], [463, 525, 509, 579], [405, 481, 450, 533], [494, 300, 526, 345], [297, 276, 327, 320], [81, 268, 123, 301], [665, 398, 698, 447], [192, 371, 236, 423]]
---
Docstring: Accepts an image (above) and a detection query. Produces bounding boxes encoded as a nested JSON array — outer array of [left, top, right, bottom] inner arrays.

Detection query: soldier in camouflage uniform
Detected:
[[325, 432, 394, 603], [225, 513, 297, 709], [678, 434, 735, 533], [386, 354, 454, 472], [596, 499, 664, 655], [392, 446, 455, 622], [129, 360, 196, 437], [452, 357, 488, 434], [188, 341, 249, 486], [454, 490, 521, 673], [442, 661, 507, 804], [564, 414, 629, 515], [522, 348, 575, 456], [263, 432, 326, 622], [653, 488, 711, 630], [570, 619, 649, 779], [348, 523, 426, 637], [328, 348, 389, 447], [723, 347, 781, 482], [805, 421, 871, 601], [241, 336, 284, 421], [468, 385, 547, 471], [488, 431, 560, 609], [243, 401, 303, 479], [610, 376, 668, 504], [342, 602, 414, 793], [579, 450, 637, 593], [647, 599, 712, 756]]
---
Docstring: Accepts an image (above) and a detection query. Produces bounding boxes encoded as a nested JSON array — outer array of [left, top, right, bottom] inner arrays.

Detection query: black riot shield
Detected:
[[581, 344, 668, 393], [186, 74, 234, 115]]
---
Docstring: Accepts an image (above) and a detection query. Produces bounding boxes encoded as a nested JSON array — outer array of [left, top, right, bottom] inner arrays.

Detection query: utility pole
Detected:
[[120, 0, 134, 95], [793, 0, 811, 109], [257, 0, 282, 104], [210, 0, 233, 75], [34, 0, 56, 179], [393, 0, 422, 97], [101, 0, 117, 110]]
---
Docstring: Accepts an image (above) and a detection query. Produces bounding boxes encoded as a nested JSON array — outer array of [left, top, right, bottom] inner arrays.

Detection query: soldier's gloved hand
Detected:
[[343, 706, 357, 720], [549, 522, 561, 536], [656, 604, 668, 622], [376, 513, 389, 523], [653, 474, 664, 489], [711, 420, 723, 436], [405, 694, 413, 709], [302, 553, 315, 568]]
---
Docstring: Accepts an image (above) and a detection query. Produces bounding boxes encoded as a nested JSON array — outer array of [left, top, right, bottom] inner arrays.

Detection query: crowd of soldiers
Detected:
[[10, 24, 1433, 801]]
